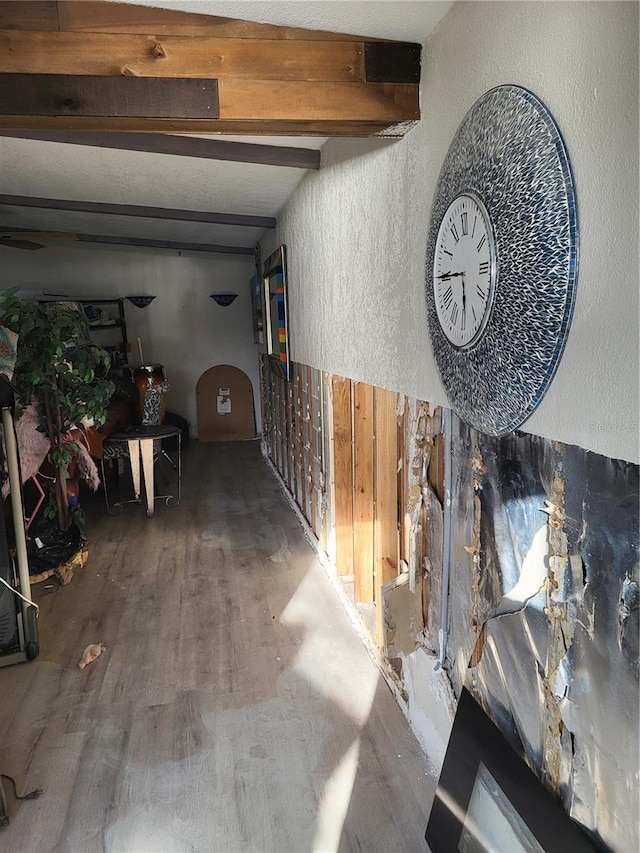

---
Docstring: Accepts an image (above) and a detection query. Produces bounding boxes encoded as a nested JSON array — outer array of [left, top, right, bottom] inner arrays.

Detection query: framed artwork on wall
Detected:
[[262, 244, 290, 380], [425, 688, 593, 852], [250, 272, 264, 345]]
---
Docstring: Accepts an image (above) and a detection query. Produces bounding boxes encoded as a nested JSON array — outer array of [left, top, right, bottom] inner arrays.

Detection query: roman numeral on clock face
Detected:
[[479, 261, 489, 275]]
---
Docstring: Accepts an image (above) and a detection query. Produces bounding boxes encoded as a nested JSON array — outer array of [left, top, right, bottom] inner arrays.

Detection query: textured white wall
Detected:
[[0, 247, 261, 435], [277, 0, 639, 464]]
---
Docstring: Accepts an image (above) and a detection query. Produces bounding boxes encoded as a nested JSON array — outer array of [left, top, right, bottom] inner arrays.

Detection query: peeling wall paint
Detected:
[[396, 417, 638, 851], [462, 429, 640, 852], [262, 360, 638, 850]]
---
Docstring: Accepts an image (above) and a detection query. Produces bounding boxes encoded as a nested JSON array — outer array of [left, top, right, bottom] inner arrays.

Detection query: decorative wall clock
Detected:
[[425, 85, 578, 435]]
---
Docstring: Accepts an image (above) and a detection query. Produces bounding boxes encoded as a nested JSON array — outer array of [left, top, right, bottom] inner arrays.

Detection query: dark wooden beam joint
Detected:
[[77, 234, 253, 255], [0, 129, 321, 170], [0, 73, 220, 118], [364, 42, 421, 84], [0, 194, 275, 229], [0, 226, 254, 256]]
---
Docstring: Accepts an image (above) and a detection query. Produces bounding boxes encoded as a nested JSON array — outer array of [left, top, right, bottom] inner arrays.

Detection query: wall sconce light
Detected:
[[126, 295, 156, 308], [210, 293, 238, 307]]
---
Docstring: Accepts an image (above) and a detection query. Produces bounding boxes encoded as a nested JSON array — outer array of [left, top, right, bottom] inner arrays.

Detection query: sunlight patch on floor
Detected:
[[311, 739, 362, 853]]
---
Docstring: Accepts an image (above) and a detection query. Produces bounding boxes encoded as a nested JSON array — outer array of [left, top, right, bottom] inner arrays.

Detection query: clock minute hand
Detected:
[[435, 271, 465, 280], [461, 272, 466, 325]]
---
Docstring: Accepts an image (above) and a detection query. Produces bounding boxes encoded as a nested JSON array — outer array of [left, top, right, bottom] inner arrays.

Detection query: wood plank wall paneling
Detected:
[[331, 375, 354, 578], [353, 382, 375, 603], [374, 387, 400, 642]]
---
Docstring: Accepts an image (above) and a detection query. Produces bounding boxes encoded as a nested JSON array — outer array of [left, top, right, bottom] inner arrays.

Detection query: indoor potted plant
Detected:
[[0, 290, 114, 532]]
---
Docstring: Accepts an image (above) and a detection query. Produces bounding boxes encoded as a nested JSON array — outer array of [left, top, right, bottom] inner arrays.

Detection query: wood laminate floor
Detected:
[[0, 441, 435, 853]]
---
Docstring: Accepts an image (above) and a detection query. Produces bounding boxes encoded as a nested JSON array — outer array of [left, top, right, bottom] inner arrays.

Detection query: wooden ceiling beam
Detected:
[[0, 117, 396, 136], [0, 30, 367, 81], [0, 226, 254, 256], [0, 130, 321, 170], [0, 194, 276, 229], [0, 2, 421, 137], [76, 234, 254, 255]]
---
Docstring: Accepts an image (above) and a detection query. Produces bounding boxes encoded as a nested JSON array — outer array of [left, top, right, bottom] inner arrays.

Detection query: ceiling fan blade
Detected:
[[21, 231, 80, 243], [0, 231, 80, 249], [0, 235, 44, 250]]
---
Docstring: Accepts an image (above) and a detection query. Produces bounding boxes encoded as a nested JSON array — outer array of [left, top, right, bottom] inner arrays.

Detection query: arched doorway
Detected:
[[196, 365, 256, 441]]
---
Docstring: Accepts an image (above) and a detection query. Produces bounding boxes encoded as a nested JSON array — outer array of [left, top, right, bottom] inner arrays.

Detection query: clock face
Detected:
[[433, 193, 496, 349], [425, 85, 578, 436]]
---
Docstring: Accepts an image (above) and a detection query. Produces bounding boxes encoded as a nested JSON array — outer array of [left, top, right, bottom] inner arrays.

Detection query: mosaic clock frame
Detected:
[[425, 85, 579, 436]]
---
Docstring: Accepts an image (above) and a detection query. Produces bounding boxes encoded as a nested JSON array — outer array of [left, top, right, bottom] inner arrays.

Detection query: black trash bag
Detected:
[[27, 519, 83, 573], [162, 411, 190, 450]]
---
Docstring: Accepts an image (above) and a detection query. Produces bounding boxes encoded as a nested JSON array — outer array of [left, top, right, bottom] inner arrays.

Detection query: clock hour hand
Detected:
[[435, 271, 465, 280]]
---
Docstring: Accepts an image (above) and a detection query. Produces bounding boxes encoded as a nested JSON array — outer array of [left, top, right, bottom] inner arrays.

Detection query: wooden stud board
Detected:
[[300, 367, 309, 520], [292, 364, 305, 517], [300, 366, 311, 524], [374, 386, 399, 643], [320, 372, 332, 555], [292, 365, 302, 513], [353, 382, 374, 603], [279, 372, 288, 483], [306, 366, 316, 536], [398, 395, 410, 567], [331, 375, 354, 578], [288, 365, 297, 498], [286, 374, 295, 496], [268, 363, 277, 463], [272, 368, 280, 468], [258, 358, 435, 655]]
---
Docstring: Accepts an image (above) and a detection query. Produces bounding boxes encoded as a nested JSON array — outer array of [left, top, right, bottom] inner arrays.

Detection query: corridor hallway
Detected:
[[0, 441, 434, 852]]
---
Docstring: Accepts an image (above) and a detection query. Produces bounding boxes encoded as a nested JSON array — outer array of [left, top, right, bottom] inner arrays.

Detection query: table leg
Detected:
[[140, 438, 155, 517], [127, 439, 141, 502]]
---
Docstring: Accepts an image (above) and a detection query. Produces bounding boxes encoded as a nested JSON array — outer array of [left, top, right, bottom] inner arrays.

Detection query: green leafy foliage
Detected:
[[0, 291, 115, 530]]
